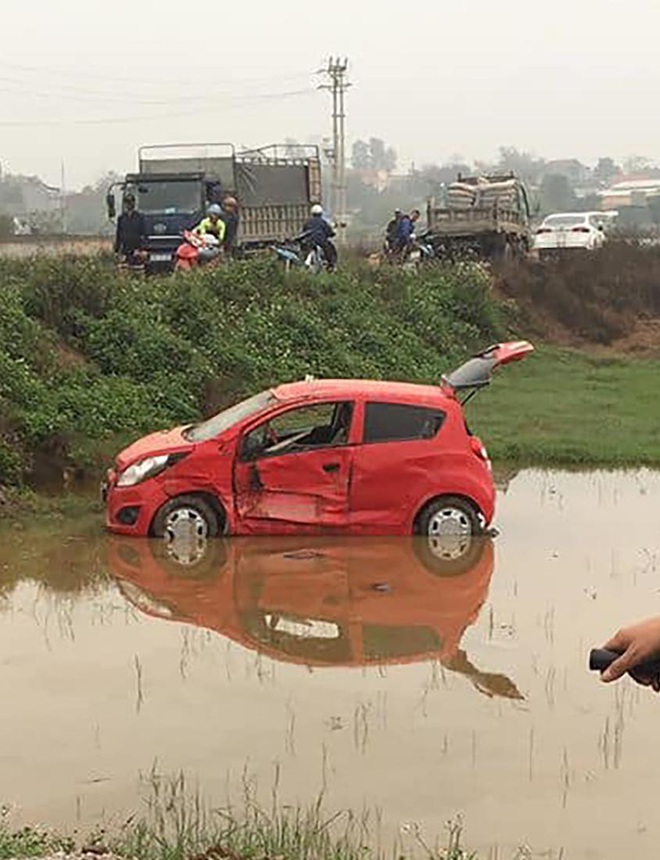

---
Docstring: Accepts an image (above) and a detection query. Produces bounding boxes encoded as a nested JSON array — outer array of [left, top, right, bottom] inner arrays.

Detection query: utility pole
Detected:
[[319, 57, 351, 245]]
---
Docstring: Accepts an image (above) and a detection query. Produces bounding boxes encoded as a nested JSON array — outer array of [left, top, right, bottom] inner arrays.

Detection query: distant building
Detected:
[[599, 178, 660, 209]]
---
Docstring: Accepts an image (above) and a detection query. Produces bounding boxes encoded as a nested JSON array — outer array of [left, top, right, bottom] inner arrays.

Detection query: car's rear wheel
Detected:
[[418, 495, 481, 539], [151, 495, 221, 542], [415, 496, 483, 575]]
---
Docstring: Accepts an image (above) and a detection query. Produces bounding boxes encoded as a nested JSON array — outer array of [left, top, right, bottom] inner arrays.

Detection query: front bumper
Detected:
[[103, 469, 167, 536]]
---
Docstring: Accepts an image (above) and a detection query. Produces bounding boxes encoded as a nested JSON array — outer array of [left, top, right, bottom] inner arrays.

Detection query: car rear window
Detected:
[[363, 402, 446, 444], [544, 215, 586, 228]]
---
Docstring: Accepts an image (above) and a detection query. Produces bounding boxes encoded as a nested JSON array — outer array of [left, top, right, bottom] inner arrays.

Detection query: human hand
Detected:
[[600, 616, 660, 689]]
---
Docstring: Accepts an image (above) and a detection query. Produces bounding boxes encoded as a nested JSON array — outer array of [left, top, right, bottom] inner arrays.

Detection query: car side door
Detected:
[[233, 400, 356, 532]]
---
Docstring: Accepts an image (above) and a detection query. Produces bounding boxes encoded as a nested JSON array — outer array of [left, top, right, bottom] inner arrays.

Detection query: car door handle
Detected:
[[323, 462, 340, 473]]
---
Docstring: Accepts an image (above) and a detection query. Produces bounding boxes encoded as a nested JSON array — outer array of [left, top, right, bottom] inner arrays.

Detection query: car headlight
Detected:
[[117, 455, 170, 488]]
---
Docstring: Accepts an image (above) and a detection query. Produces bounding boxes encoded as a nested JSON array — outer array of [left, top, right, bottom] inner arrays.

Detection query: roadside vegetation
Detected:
[[0, 773, 495, 860], [2, 245, 660, 498]]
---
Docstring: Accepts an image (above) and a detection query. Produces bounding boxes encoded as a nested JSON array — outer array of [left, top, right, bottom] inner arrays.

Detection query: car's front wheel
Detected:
[[151, 495, 221, 541]]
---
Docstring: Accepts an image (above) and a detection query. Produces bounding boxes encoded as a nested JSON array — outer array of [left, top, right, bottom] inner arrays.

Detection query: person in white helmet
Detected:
[[302, 204, 337, 270]]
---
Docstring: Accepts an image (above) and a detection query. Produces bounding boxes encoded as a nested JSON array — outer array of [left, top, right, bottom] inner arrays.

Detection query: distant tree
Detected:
[[351, 138, 397, 172], [593, 157, 621, 186], [368, 138, 397, 172], [497, 146, 545, 184], [352, 140, 371, 170], [623, 155, 652, 175], [540, 174, 576, 214]]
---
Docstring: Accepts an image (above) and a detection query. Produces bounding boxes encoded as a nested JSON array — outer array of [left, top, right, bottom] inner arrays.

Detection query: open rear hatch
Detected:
[[442, 341, 534, 401]]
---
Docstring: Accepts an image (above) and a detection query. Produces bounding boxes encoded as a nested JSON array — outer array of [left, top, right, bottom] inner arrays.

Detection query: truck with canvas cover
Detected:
[[106, 143, 322, 273], [426, 172, 532, 260]]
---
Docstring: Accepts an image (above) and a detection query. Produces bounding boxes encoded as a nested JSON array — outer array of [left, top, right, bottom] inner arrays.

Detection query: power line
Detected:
[[0, 60, 310, 90], [319, 57, 351, 246], [0, 88, 316, 127]]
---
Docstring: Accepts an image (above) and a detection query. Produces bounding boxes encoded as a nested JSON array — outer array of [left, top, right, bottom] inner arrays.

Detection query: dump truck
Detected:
[[426, 172, 532, 260], [106, 143, 322, 273]]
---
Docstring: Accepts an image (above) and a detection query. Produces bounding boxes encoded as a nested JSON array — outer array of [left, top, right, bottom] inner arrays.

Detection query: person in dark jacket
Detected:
[[221, 196, 240, 256], [395, 208, 421, 256], [302, 204, 337, 270], [114, 192, 147, 262], [385, 208, 402, 253]]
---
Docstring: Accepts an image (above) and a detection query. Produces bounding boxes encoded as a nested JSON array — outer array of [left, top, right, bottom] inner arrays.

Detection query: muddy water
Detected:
[[2, 470, 660, 858]]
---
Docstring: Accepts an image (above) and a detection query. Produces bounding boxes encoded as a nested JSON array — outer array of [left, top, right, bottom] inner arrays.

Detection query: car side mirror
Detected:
[[106, 192, 116, 220]]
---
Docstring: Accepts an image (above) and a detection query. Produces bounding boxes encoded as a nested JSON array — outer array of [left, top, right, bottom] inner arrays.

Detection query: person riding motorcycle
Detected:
[[301, 204, 337, 271], [192, 204, 226, 263]]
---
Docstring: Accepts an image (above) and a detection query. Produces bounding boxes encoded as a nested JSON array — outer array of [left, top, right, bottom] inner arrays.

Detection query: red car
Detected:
[[103, 341, 533, 539]]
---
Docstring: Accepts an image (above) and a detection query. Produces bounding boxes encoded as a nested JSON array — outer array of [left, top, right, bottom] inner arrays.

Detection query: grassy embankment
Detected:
[[1, 246, 660, 508]]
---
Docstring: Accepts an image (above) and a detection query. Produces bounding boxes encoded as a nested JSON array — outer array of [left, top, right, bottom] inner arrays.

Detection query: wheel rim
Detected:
[[427, 506, 472, 537], [426, 506, 474, 560], [164, 508, 209, 566]]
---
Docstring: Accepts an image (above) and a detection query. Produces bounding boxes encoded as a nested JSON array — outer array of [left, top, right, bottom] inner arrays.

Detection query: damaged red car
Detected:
[[103, 340, 533, 539]]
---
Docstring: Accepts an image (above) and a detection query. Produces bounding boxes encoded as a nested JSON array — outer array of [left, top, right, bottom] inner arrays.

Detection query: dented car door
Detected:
[[233, 401, 355, 531]]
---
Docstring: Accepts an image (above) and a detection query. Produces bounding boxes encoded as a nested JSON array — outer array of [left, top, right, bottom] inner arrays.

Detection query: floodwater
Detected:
[[2, 470, 660, 858]]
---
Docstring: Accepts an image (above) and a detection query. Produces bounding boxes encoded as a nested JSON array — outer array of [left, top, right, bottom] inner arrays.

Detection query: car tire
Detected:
[[151, 495, 221, 541], [417, 495, 482, 539]]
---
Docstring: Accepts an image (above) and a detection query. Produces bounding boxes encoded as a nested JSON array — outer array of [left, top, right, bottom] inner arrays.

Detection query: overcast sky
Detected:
[[1, 0, 659, 188]]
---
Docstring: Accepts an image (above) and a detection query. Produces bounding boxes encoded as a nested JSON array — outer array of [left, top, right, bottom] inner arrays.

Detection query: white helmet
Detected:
[[207, 204, 222, 216], [311, 204, 323, 216]]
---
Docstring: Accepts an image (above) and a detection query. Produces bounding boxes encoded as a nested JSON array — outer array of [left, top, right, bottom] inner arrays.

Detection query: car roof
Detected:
[[272, 378, 451, 406]]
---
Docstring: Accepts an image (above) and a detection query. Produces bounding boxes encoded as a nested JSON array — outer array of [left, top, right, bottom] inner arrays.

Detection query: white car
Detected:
[[533, 212, 610, 257]]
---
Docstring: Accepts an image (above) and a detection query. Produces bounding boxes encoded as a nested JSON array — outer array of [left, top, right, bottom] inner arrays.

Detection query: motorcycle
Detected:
[[174, 231, 223, 273], [272, 232, 333, 274], [384, 232, 436, 271]]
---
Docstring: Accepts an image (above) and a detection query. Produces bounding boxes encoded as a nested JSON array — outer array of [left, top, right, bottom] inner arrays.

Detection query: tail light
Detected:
[[469, 436, 492, 471], [571, 226, 590, 233], [536, 227, 553, 234]]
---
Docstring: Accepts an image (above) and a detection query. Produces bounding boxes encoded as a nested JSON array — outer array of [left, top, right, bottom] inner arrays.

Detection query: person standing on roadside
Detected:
[[221, 196, 240, 257], [385, 208, 402, 254], [114, 192, 147, 264]]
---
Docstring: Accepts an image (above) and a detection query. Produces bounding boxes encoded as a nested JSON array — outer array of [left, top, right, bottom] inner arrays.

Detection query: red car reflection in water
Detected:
[[108, 534, 522, 700], [103, 341, 534, 539]]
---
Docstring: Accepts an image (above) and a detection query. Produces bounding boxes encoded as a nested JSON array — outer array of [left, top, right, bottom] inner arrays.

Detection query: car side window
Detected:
[[241, 401, 354, 461], [363, 402, 445, 444]]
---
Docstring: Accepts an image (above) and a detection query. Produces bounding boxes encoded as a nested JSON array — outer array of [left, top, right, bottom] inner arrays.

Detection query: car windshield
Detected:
[[136, 181, 201, 215], [544, 215, 586, 228], [184, 390, 277, 443]]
